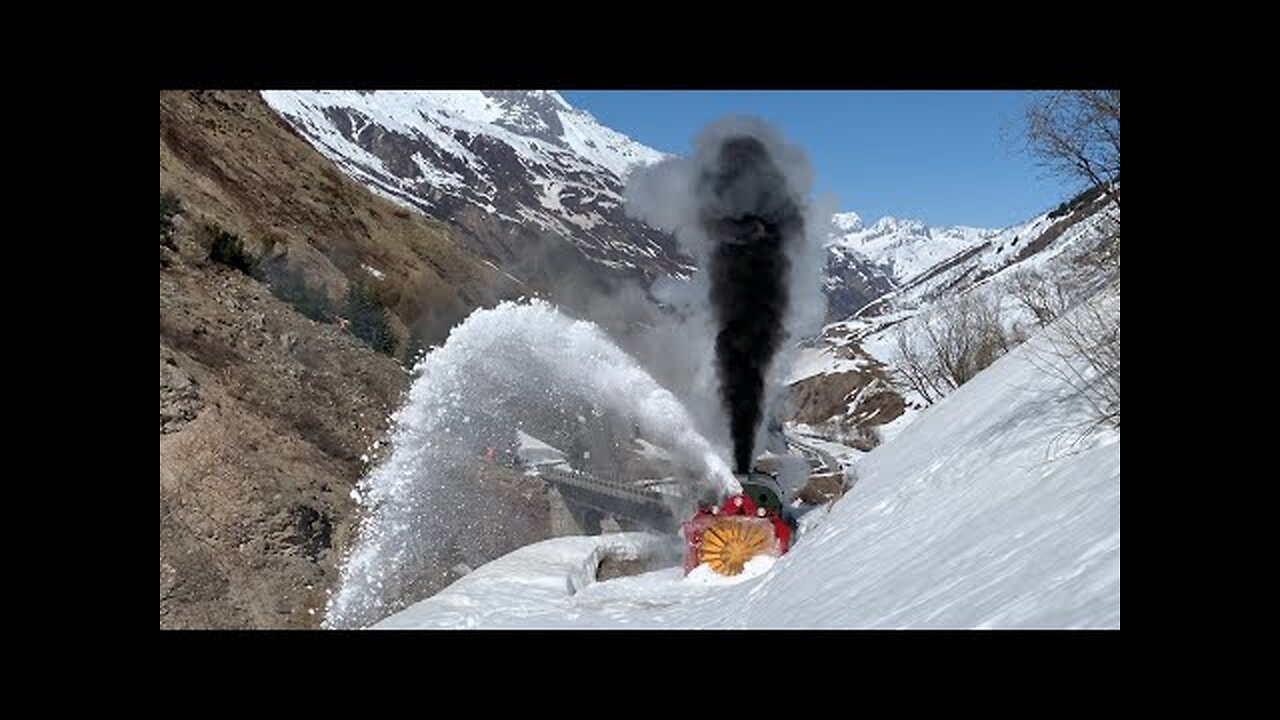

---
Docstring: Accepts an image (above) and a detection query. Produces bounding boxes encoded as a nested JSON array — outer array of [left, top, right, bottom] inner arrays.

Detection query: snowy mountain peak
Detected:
[[828, 213, 1001, 287], [481, 90, 666, 176], [868, 215, 928, 237], [480, 90, 574, 142], [831, 211, 864, 233]]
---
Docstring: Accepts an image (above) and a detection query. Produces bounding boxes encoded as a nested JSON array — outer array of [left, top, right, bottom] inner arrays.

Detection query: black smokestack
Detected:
[[698, 136, 804, 473]]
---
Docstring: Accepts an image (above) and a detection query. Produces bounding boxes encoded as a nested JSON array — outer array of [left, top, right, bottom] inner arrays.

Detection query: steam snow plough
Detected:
[[681, 472, 795, 576], [539, 464, 798, 577]]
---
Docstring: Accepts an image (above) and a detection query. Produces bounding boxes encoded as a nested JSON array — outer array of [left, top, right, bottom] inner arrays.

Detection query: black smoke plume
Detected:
[[624, 117, 829, 485], [698, 136, 804, 473]]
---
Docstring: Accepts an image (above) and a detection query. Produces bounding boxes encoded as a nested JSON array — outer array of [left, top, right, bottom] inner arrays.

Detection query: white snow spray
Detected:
[[325, 299, 738, 628]]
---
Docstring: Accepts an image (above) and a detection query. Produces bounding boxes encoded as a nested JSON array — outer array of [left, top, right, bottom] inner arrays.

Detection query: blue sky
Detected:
[[562, 91, 1075, 229]]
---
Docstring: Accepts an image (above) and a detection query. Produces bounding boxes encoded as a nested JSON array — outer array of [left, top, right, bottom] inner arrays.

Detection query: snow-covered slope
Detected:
[[374, 315, 1120, 629], [263, 91, 663, 197], [824, 188, 1116, 324], [828, 211, 1000, 288], [858, 192, 1118, 320], [822, 209, 1051, 322], [262, 90, 691, 282], [789, 192, 1120, 475]]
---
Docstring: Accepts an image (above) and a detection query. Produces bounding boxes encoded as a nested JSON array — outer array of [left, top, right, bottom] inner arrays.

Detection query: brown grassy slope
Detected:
[[160, 90, 530, 628], [160, 90, 526, 349]]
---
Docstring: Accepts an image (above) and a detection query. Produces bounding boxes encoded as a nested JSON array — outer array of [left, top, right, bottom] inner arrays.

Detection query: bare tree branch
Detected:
[[1025, 90, 1121, 209]]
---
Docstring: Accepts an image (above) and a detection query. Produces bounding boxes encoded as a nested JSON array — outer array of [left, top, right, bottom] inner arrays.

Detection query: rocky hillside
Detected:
[[160, 90, 534, 628], [161, 91, 527, 354]]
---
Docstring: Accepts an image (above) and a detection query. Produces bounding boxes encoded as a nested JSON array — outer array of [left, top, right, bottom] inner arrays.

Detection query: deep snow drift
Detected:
[[375, 313, 1120, 629]]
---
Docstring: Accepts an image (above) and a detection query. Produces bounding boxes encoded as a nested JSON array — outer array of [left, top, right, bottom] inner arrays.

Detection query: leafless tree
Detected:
[[892, 289, 1015, 405], [894, 324, 945, 404], [1028, 282, 1120, 433], [1025, 90, 1120, 210], [1020, 91, 1120, 435], [1006, 267, 1080, 327]]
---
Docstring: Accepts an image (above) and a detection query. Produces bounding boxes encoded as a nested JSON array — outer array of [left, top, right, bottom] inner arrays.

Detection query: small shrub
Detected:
[[1028, 283, 1120, 434], [892, 288, 1014, 404], [160, 191, 181, 249], [344, 282, 396, 356], [200, 222, 254, 274]]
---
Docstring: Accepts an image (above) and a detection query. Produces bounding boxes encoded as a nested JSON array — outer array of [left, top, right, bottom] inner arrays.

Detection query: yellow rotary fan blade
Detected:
[[699, 520, 774, 576]]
